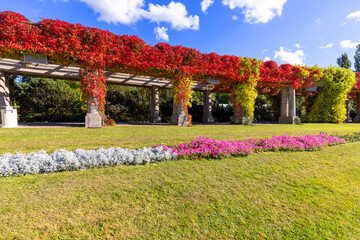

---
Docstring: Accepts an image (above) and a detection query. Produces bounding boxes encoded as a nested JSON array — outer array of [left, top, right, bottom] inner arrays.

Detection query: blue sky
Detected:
[[2, 0, 360, 69]]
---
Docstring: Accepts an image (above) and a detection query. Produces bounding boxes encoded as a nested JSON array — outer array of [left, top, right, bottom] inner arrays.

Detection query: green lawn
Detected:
[[0, 123, 359, 154], [0, 124, 360, 239]]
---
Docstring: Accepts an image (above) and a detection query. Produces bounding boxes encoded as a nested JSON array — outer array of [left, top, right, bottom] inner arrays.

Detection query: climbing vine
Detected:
[[306, 67, 356, 123], [230, 57, 261, 123], [0, 11, 359, 125]]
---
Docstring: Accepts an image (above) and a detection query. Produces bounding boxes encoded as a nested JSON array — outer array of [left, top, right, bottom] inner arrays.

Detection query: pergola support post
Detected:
[[0, 72, 18, 128], [150, 86, 161, 123], [346, 100, 352, 123], [278, 86, 297, 124], [202, 90, 214, 123], [232, 108, 243, 124], [85, 96, 102, 128], [170, 100, 189, 126]]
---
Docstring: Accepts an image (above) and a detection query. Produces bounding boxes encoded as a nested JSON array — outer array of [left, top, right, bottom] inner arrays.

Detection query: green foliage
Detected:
[[105, 85, 151, 122], [211, 93, 233, 122], [233, 81, 258, 119], [231, 57, 261, 122], [254, 95, 273, 122], [306, 67, 356, 123], [337, 53, 351, 69], [14, 78, 80, 121], [354, 44, 360, 72]]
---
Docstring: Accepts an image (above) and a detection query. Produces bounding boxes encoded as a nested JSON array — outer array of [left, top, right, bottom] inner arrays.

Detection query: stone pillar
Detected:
[[150, 86, 161, 123], [202, 90, 214, 123], [346, 100, 352, 123], [278, 87, 296, 124], [278, 87, 289, 123], [288, 87, 296, 124], [85, 96, 102, 128], [0, 72, 10, 109], [0, 72, 18, 128], [170, 100, 189, 126], [232, 107, 243, 124]]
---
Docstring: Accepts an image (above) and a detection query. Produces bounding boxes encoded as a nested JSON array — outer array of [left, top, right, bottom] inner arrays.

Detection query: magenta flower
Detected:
[[155, 134, 346, 159]]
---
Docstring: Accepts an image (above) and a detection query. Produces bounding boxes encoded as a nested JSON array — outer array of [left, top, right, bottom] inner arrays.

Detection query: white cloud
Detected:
[[201, 0, 214, 13], [154, 26, 169, 42], [222, 0, 287, 23], [319, 43, 333, 49], [79, 0, 145, 25], [315, 18, 320, 23], [232, 15, 238, 20], [274, 47, 305, 65], [264, 56, 271, 61], [144, 2, 199, 30], [295, 43, 300, 48], [340, 40, 360, 49], [346, 10, 360, 21], [79, 0, 199, 31]]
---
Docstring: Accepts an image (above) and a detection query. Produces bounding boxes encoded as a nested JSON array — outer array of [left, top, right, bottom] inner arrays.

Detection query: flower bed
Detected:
[[0, 147, 177, 177], [156, 134, 346, 159], [0, 134, 346, 177]]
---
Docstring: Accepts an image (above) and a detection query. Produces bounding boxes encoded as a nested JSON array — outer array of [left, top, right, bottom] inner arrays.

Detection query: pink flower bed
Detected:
[[155, 134, 346, 159]]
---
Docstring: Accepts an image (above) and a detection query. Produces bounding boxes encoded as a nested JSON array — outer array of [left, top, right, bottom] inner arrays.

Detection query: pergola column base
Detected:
[[170, 114, 189, 126], [232, 116, 253, 125], [278, 116, 296, 124], [203, 116, 214, 124], [1, 106, 18, 128], [150, 116, 162, 123], [85, 112, 102, 128], [85, 96, 102, 128], [232, 115, 242, 125], [170, 101, 189, 127]]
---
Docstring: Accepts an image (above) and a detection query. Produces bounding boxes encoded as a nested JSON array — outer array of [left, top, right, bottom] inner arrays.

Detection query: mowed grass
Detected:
[[0, 124, 360, 238], [0, 123, 359, 154]]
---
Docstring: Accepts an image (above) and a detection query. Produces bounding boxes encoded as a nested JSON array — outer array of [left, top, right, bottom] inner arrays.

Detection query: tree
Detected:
[[15, 78, 79, 121], [337, 53, 351, 69], [354, 44, 360, 72]]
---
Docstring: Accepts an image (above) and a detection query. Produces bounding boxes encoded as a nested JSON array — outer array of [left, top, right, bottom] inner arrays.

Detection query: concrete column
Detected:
[[202, 90, 214, 123], [85, 96, 102, 128], [0, 72, 10, 109], [279, 87, 289, 123], [278, 87, 296, 124], [0, 72, 18, 128], [232, 107, 243, 124], [288, 87, 296, 124], [150, 86, 161, 123], [354, 93, 360, 123], [346, 100, 352, 123], [170, 100, 189, 126], [289, 87, 296, 116]]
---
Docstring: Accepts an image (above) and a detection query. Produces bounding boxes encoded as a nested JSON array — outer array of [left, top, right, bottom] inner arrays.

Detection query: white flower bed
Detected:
[[0, 147, 177, 177]]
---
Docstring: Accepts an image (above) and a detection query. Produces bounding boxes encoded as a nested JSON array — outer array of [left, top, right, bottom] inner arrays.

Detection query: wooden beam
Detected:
[[0, 58, 211, 91]]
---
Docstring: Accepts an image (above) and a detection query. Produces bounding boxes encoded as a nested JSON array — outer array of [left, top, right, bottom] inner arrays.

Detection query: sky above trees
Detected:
[[2, 0, 360, 69]]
